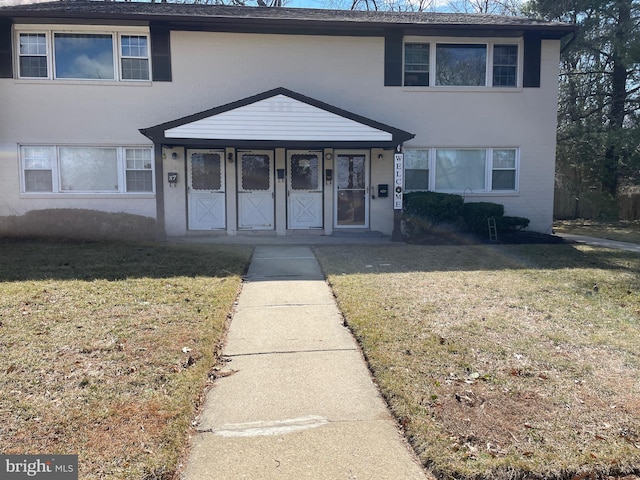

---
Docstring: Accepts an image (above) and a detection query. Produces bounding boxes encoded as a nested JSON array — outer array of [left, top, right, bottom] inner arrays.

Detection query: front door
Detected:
[[335, 153, 369, 228], [237, 150, 275, 230], [187, 149, 225, 230], [287, 151, 323, 229]]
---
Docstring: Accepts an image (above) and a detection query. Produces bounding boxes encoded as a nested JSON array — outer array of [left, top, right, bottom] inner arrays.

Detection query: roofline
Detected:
[[0, 2, 576, 39]]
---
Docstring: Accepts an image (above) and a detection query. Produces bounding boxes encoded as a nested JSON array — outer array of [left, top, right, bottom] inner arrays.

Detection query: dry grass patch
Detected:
[[315, 243, 640, 480], [0, 240, 252, 479]]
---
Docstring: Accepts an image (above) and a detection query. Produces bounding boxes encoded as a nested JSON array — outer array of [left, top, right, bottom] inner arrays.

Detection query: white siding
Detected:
[[166, 95, 393, 141]]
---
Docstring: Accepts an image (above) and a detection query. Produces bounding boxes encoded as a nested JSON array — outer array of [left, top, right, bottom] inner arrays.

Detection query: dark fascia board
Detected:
[[139, 87, 415, 146], [0, 1, 576, 39]]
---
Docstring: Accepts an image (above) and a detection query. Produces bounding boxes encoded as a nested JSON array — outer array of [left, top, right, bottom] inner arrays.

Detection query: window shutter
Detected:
[[150, 24, 172, 82], [0, 19, 13, 79], [523, 33, 541, 88], [384, 31, 403, 87]]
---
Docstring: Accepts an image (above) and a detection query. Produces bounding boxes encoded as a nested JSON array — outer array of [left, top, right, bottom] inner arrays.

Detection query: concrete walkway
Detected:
[[558, 233, 640, 253], [181, 245, 429, 479]]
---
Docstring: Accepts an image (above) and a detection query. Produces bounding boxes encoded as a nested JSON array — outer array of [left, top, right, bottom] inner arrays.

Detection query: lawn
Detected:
[[314, 243, 640, 480], [554, 219, 640, 244], [0, 240, 252, 479]]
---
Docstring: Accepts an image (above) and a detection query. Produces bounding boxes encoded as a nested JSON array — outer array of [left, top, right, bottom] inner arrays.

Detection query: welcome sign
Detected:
[[394, 152, 404, 210]]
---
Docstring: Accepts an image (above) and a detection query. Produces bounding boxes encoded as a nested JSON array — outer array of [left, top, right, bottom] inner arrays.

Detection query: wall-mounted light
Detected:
[[325, 169, 333, 185], [171, 152, 178, 160], [277, 168, 285, 182], [378, 153, 384, 160], [227, 152, 234, 163]]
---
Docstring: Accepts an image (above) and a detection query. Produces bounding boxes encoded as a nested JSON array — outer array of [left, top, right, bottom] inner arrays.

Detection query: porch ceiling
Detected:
[[139, 87, 414, 148]]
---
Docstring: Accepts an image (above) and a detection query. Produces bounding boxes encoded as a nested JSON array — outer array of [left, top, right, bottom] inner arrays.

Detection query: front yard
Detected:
[[2, 239, 639, 480], [315, 243, 640, 480], [0, 240, 252, 479]]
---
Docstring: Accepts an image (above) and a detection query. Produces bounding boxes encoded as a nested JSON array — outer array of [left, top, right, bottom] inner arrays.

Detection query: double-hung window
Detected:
[[403, 148, 519, 193], [403, 39, 520, 88], [16, 27, 150, 81], [20, 146, 154, 194]]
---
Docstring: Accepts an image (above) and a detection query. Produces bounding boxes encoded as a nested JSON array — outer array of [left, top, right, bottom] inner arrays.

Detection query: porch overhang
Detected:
[[139, 87, 415, 149]]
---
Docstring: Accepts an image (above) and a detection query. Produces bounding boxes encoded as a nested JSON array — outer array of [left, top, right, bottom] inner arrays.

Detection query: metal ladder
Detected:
[[487, 217, 498, 242]]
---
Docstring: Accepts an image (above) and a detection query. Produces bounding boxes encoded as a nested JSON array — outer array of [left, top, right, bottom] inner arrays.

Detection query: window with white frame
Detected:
[[403, 40, 519, 88], [20, 146, 154, 194], [404, 149, 429, 191], [16, 28, 150, 81], [403, 148, 519, 193]]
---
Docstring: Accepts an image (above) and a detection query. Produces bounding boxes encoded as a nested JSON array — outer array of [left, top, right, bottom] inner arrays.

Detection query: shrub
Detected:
[[497, 216, 530, 232], [403, 192, 464, 225], [462, 202, 505, 234]]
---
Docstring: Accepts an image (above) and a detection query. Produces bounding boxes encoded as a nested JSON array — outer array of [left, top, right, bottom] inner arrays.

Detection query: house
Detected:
[[0, 0, 574, 239]]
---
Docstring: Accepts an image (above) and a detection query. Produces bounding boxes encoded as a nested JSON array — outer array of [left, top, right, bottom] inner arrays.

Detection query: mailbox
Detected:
[[377, 184, 389, 198]]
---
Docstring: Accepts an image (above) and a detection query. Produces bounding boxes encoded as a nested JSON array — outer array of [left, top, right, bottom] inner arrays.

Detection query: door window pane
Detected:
[[241, 154, 271, 191], [435, 149, 486, 191], [59, 147, 118, 191], [54, 33, 114, 80], [290, 154, 319, 190], [191, 153, 222, 191], [337, 156, 365, 190], [436, 44, 486, 86], [404, 43, 429, 86]]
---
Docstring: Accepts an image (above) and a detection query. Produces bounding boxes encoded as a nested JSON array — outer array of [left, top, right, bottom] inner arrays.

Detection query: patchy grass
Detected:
[[554, 219, 640, 244], [315, 243, 640, 480], [0, 240, 252, 479]]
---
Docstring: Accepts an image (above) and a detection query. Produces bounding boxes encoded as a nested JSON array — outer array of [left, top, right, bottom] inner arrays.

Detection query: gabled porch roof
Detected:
[[139, 87, 414, 149]]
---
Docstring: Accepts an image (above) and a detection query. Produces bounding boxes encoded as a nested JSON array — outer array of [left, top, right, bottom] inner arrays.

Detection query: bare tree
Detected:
[[446, 0, 522, 15]]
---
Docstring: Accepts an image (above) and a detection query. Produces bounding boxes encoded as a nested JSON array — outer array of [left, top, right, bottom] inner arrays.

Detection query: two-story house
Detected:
[[0, 1, 573, 239]]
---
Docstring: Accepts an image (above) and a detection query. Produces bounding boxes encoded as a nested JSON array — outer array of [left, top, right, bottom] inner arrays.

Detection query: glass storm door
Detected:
[[335, 153, 369, 228], [287, 151, 323, 229], [187, 149, 225, 230], [238, 150, 274, 230]]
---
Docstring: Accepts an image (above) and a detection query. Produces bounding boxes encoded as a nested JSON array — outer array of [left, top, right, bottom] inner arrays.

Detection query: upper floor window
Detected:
[[404, 43, 429, 87], [403, 40, 520, 88], [20, 146, 154, 194], [16, 28, 150, 81]]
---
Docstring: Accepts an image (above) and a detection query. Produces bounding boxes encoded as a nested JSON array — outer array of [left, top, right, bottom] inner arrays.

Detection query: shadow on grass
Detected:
[[0, 239, 252, 282]]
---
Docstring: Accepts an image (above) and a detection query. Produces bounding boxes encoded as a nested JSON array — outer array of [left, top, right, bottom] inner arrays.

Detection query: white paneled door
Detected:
[[287, 151, 323, 229], [187, 149, 226, 230], [238, 150, 275, 230]]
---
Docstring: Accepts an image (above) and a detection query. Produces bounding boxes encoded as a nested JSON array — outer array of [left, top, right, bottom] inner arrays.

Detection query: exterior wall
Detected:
[[0, 27, 562, 236]]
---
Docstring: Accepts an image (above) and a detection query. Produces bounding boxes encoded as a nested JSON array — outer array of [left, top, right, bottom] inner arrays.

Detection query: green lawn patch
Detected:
[[0, 240, 252, 479], [315, 243, 640, 480]]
